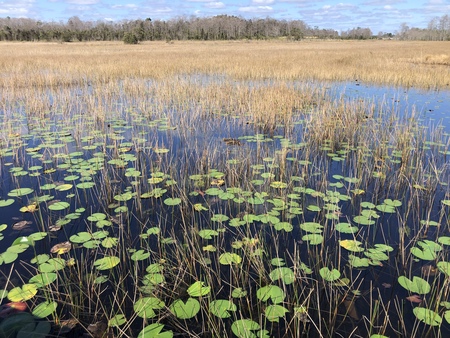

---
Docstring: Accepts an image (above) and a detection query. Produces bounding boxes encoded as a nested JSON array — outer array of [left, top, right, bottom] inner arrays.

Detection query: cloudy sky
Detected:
[[1, 0, 448, 34]]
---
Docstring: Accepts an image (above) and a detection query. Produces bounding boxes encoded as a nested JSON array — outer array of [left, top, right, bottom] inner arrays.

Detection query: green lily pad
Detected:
[[108, 314, 127, 328], [163, 197, 181, 206], [137, 323, 173, 338], [231, 319, 260, 338], [134, 297, 165, 319], [269, 267, 295, 285], [302, 233, 323, 245], [340, 239, 364, 252], [0, 199, 15, 207], [7, 284, 38, 302], [8, 188, 34, 197], [319, 267, 341, 282], [209, 299, 237, 318], [413, 307, 442, 326], [32, 301, 57, 318], [265, 304, 289, 322], [29, 272, 57, 287], [300, 222, 323, 233], [131, 250, 150, 261], [94, 256, 120, 270], [219, 252, 242, 265], [398, 276, 431, 294], [187, 281, 211, 297], [48, 201, 70, 211], [198, 229, 219, 239], [256, 285, 285, 304], [170, 298, 200, 319]]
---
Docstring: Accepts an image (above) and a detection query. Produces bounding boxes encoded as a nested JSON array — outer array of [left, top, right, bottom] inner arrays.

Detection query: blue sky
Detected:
[[0, 0, 448, 34]]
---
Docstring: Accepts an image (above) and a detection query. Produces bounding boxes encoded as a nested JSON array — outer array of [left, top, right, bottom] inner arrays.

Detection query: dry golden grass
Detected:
[[0, 40, 449, 88]]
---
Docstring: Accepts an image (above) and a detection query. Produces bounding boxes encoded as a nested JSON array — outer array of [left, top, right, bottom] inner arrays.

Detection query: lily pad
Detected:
[[94, 256, 120, 270], [413, 307, 442, 326], [7, 284, 38, 302], [319, 267, 341, 282], [256, 285, 285, 304], [187, 281, 211, 297], [398, 276, 431, 294], [231, 319, 260, 338], [134, 297, 165, 319], [32, 301, 57, 318], [209, 299, 237, 318], [269, 267, 295, 285], [170, 298, 200, 319], [137, 323, 173, 338]]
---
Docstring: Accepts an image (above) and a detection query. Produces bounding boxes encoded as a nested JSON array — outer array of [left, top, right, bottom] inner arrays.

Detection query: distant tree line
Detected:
[[398, 15, 450, 41], [0, 15, 340, 43], [0, 14, 448, 43]]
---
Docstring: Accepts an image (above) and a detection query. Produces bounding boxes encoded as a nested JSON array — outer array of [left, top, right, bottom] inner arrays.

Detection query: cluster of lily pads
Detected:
[[0, 78, 450, 337]]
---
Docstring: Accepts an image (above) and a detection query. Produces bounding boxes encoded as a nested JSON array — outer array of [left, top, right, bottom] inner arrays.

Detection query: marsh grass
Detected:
[[0, 40, 449, 89], [0, 40, 449, 338]]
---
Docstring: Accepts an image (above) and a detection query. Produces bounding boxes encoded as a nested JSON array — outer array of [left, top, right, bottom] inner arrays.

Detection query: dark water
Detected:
[[0, 79, 449, 337]]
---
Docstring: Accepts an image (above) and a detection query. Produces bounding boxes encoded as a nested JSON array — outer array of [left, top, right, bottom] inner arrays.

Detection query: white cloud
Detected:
[[252, 0, 275, 4], [111, 4, 138, 9], [0, 0, 34, 16], [205, 2, 225, 9], [66, 0, 99, 4], [239, 5, 273, 13]]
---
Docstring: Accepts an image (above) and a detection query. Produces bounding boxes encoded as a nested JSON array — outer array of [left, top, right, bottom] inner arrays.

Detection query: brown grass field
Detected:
[[0, 40, 449, 89]]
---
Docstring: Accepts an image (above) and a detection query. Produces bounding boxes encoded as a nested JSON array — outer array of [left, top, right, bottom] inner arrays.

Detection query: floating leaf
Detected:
[[348, 255, 370, 268], [437, 261, 450, 276], [50, 241, 71, 255], [219, 252, 242, 265], [193, 203, 208, 211], [198, 229, 219, 239], [300, 222, 323, 234], [187, 281, 211, 297], [231, 319, 260, 338], [335, 222, 358, 234], [134, 297, 165, 319], [273, 222, 293, 232], [413, 307, 442, 326], [7, 284, 38, 302], [353, 215, 375, 225], [8, 188, 34, 197], [340, 240, 364, 252], [29, 273, 57, 287], [265, 304, 289, 322], [319, 267, 341, 282], [398, 276, 431, 294], [256, 285, 285, 304], [137, 323, 173, 338], [170, 298, 200, 319], [232, 288, 247, 298], [306, 205, 321, 212], [209, 300, 237, 318], [302, 233, 323, 245], [32, 301, 57, 318], [269, 267, 295, 285], [76, 182, 95, 189], [94, 256, 120, 270], [70, 232, 92, 243], [0, 199, 15, 207], [131, 250, 150, 261], [163, 198, 181, 206], [270, 181, 288, 189], [108, 314, 127, 328]]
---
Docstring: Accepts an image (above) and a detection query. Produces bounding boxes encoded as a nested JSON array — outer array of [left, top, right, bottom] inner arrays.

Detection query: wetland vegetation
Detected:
[[0, 40, 450, 337]]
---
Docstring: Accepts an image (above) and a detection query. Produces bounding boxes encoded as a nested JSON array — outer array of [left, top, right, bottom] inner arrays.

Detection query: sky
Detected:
[[0, 0, 449, 34]]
